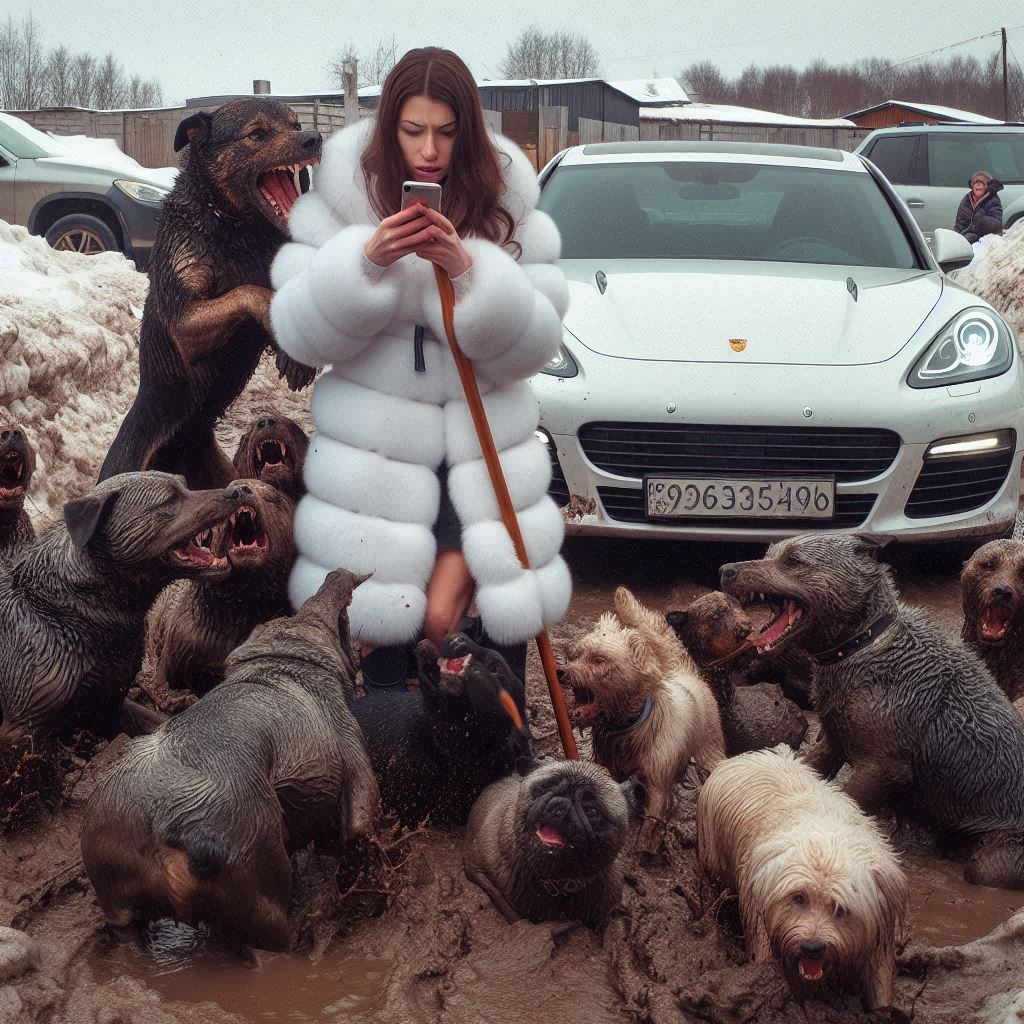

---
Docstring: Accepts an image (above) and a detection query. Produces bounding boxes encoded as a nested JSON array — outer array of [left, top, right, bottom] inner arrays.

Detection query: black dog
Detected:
[[0, 424, 35, 563], [231, 412, 309, 500], [351, 634, 531, 827], [99, 99, 322, 490]]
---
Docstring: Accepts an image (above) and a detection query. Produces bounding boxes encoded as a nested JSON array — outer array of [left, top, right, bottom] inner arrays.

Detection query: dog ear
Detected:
[[174, 111, 212, 152], [851, 534, 887, 560], [516, 755, 545, 777], [665, 609, 687, 635], [63, 489, 120, 552], [627, 630, 659, 675], [618, 774, 646, 820]]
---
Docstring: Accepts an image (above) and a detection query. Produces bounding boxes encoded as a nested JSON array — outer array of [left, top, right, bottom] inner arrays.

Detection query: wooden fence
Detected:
[[640, 119, 871, 152]]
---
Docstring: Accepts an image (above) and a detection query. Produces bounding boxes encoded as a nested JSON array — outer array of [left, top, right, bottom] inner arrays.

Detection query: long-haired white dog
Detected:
[[559, 586, 724, 829], [697, 746, 908, 1011]]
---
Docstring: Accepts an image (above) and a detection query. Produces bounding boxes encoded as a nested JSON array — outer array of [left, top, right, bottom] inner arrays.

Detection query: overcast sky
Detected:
[[11, 0, 1024, 105]]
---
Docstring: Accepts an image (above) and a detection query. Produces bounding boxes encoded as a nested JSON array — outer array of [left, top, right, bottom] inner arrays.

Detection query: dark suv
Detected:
[[855, 124, 1024, 234], [0, 110, 174, 270]]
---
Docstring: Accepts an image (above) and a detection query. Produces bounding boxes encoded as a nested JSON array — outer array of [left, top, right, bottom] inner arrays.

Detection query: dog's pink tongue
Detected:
[[753, 607, 790, 645], [261, 170, 297, 215], [982, 606, 1012, 639], [536, 825, 567, 847], [799, 957, 824, 980]]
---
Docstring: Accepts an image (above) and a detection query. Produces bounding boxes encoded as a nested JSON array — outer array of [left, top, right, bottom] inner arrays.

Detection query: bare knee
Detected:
[[422, 602, 467, 648]]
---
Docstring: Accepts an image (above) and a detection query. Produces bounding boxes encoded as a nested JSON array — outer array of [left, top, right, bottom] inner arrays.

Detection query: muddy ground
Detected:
[[3, 536, 1024, 1024]]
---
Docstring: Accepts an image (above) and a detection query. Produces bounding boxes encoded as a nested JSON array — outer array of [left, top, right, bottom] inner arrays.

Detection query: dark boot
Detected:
[[360, 644, 410, 691]]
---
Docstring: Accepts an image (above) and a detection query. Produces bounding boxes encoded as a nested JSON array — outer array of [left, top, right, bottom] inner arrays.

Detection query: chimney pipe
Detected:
[[253, 79, 271, 95]]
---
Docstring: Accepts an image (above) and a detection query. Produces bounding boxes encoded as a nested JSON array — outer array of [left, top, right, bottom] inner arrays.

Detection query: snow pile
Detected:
[[950, 219, 1024, 340], [0, 221, 311, 529]]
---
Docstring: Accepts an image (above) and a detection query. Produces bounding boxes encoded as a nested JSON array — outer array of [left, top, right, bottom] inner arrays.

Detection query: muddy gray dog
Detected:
[[147, 478, 297, 695], [0, 472, 251, 743], [0, 424, 36, 564], [464, 758, 640, 928], [961, 539, 1024, 701], [721, 533, 1024, 889], [81, 569, 378, 951]]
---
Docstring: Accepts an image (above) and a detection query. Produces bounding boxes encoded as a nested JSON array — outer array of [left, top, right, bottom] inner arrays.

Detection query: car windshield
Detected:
[[539, 160, 920, 269], [0, 116, 54, 159]]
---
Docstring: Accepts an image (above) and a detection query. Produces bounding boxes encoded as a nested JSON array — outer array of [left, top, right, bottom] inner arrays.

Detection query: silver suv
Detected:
[[0, 111, 175, 270], [855, 124, 1024, 234]]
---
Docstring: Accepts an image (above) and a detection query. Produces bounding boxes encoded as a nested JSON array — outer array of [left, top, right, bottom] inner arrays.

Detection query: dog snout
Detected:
[[301, 131, 323, 154], [0, 428, 22, 443], [720, 563, 738, 584], [229, 483, 253, 501], [256, 417, 277, 430], [992, 585, 1014, 602], [799, 939, 826, 960]]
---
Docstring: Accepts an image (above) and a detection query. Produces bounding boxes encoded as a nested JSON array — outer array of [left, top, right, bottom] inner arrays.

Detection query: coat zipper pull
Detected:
[[414, 324, 426, 372]]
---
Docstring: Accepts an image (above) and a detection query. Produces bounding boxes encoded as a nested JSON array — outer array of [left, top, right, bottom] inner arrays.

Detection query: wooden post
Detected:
[[343, 58, 359, 127], [1003, 27, 1009, 123]]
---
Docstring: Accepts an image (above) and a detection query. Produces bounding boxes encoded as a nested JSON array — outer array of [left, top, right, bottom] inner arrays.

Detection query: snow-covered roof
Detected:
[[609, 78, 691, 105], [641, 104, 856, 128], [845, 100, 1001, 124], [477, 77, 602, 88]]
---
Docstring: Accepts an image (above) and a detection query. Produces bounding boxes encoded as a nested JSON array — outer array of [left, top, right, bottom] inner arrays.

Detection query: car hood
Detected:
[[561, 260, 941, 366], [36, 155, 177, 190]]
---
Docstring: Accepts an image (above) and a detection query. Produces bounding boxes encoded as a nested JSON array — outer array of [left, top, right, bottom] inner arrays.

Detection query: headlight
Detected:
[[540, 329, 580, 378], [113, 179, 170, 203], [908, 308, 1013, 389]]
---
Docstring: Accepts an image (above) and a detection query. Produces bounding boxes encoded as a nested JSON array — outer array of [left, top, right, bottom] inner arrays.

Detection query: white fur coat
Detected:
[[270, 118, 571, 646]]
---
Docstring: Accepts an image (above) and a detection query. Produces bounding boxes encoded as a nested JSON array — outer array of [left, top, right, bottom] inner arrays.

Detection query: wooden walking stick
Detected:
[[433, 264, 579, 760]]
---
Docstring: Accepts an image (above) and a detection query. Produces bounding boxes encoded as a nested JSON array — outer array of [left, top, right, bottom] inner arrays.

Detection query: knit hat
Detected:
[[970, 170, 993, 186]]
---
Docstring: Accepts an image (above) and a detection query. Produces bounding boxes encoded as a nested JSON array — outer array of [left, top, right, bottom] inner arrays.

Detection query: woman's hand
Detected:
[[362, 204, 438, 268], [411, 207, 473, 278]]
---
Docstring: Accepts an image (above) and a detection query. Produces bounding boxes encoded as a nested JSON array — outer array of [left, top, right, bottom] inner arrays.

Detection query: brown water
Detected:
[[95, 922, 390, 1021]]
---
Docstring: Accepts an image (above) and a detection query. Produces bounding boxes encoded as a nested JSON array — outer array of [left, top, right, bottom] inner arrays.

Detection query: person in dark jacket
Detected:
[[954, 171, 1004, 244]]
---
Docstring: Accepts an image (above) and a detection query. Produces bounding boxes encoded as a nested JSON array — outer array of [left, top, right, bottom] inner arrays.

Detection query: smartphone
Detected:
[[401, 181, 442, 213]]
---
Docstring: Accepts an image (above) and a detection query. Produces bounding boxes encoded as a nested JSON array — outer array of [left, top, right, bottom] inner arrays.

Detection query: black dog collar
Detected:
[[535, 871, 598, 897], [602, 697, 654, 736], [810, 611, 898, 666]]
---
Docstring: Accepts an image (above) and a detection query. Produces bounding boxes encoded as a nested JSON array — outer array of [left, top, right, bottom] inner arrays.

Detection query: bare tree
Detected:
[[71, 52, 96, 108], [327, 35, 398, 89], [45, 44, 75, 106], [497, 25, 601, 79], [93, 52, 127, 109], [0, 13, 46, 109]]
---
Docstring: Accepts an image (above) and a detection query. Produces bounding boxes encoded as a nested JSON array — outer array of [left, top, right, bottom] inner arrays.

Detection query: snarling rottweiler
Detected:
[[98, 99, 322, 490]]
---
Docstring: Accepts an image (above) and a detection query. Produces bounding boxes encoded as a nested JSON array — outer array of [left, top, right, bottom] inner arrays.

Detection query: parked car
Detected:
[[531, 140, 1021, 550], [0, 111, 175, 269], [855, 124, 1024, 234]]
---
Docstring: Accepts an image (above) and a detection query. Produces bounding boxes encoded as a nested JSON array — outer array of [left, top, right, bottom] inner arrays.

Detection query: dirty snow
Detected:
[[949, 219, 1024, 339]]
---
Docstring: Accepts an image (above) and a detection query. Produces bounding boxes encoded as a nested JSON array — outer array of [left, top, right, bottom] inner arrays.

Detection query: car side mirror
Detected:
[[932, 228, 975, 273]]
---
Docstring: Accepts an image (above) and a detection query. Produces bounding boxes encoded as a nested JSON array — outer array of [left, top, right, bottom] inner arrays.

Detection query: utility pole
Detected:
[[343, 57, 359, 128], [1003, 27, 1009, 122]]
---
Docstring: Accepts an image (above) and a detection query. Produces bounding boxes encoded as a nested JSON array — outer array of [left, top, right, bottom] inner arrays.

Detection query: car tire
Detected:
[[44, 214, 120, 256]]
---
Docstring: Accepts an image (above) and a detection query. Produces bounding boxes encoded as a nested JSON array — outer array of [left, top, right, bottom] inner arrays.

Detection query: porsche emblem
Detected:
[[729, 338, 747, 353]]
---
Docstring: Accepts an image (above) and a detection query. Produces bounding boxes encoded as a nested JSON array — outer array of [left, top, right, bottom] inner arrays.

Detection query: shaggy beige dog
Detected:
[[697, 746, 908, 1012], [560, 587, 724, 831]]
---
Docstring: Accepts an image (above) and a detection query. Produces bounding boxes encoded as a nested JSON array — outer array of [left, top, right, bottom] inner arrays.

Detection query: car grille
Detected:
[[904, 449, 1014, 519], [578, 423, 901, 483], [548, 445, 570, 506], [597, 487, 878, 529]]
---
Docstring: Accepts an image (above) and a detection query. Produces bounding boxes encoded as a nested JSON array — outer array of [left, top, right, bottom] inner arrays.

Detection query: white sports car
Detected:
[[531, 141, 1022, 549]]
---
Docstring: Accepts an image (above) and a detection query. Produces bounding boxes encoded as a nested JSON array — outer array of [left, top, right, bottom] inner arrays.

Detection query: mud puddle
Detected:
[[96, 930, 390, 1022]]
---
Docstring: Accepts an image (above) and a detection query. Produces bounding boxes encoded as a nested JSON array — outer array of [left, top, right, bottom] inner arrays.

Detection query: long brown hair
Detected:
[[361, 47, 518, 253]]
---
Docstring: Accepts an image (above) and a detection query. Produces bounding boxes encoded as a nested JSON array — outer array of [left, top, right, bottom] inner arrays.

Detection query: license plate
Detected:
[[645, 476, 835, 520]]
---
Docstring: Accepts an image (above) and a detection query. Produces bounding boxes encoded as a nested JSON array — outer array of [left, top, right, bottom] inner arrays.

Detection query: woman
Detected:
[[269, 47, 570, 688], [954, 170, 1004, 244]]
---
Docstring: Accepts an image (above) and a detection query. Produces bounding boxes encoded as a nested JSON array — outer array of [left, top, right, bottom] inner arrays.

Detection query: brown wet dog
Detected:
[[147, 479, 297, 695], [81, 569, 378, 952], [231, 412, 309, 500], [0, 472, 250, 743], [961, 539, 1024, 700], [0, 424, 36, 564], [721, 533, 1024, 890], [667, 592, 808, 756], [559, 587, 724, 837], [98, 99, 322, 490]]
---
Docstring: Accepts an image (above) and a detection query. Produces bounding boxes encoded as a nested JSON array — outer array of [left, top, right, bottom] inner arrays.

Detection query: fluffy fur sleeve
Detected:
[[270, 194, 410, 368], [422, 209, 566, 383]]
